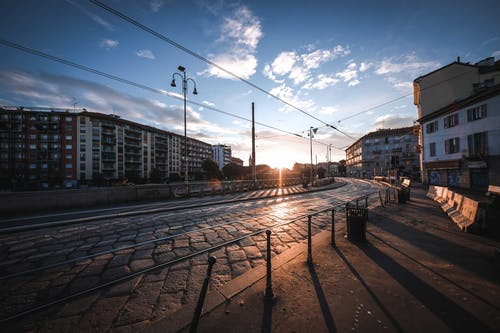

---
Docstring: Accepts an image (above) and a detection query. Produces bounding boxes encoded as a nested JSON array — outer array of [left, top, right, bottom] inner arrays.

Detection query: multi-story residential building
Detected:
[[0, 106, 213, 190], [345, 126, 420, 179], [414, 57, 500, 189], [212, 144, 232, 170]]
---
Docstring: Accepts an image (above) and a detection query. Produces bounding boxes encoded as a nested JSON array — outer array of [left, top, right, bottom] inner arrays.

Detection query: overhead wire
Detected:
[[0, 38, 326, 146], [88, 0, 345, 132]]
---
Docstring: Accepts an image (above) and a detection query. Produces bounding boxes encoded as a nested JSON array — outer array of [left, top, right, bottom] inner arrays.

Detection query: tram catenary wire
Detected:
[[0, 188, 382, 323]]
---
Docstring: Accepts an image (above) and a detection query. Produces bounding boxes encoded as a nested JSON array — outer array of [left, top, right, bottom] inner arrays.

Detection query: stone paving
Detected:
[[0, 179, 383, 332]]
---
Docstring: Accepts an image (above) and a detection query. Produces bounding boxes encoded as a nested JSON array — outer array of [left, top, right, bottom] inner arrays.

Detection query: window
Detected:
[[429, 142, 436, 157], [444, 113, 459, 128], [65, 144, 72, 150], [467, 132, 488, 158], [467, 104, 487, 121], [426, 120, 438, 133], [65, 135, 72, 140], [65, 163, 72, 169], [65, 154, 72, 159], [66, 116, 72, 122], [29, 144, 37, 149], [444, 137, 460, 154]]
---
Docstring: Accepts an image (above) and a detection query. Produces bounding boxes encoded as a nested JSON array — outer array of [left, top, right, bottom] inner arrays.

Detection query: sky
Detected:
[[1, 0, 499, 169]]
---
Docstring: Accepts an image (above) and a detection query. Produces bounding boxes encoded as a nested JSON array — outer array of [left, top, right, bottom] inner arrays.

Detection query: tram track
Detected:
[[0, 190, 381, 323], [0, 180, 384, 327]]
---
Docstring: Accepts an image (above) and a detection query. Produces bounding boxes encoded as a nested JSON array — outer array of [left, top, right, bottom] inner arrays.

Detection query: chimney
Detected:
[[457, 56, 461, 63]]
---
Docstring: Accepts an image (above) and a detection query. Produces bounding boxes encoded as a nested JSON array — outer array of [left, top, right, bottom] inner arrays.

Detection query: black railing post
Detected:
[[379, 190, 384, 207], [190, 256, 217, 333], [264, 230, 274, 300], [331, 209, 336, 247], [365, 196, 368, 208], [356, 198, 359, 208], [307, 215, 313, 266]]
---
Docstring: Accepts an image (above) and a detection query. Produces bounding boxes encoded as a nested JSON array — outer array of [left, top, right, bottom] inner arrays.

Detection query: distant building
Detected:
[[414, 57, 500, 189], [317, 161, 338, 176], [345, 127, 420, 179], [230, 156, 244, 166], [212, 144, 232, 170], [0, 106, 212, 190]]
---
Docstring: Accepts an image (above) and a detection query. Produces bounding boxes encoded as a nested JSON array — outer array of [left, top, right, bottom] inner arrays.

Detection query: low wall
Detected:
[[0, 179, 305, 215]]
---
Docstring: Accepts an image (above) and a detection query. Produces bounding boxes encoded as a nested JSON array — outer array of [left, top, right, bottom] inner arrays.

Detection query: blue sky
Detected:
[[1, 0, 499, 168]]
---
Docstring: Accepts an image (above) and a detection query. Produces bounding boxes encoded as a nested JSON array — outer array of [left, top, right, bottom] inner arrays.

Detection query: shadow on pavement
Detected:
[[334, 247, 404, 333], [370, 211, 498, 284], [308, 263, 337, 333], [358, 241, 495, 333], [261, 297, 272, 333]]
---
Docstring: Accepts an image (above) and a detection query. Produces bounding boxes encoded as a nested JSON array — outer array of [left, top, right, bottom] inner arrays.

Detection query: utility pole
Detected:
[[252, 102, 256, 186]]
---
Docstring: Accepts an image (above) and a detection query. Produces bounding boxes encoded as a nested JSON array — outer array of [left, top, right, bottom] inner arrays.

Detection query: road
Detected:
[[0, 178, 383, 332]]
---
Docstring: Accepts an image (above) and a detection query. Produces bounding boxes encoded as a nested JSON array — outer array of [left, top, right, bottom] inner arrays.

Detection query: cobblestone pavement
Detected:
[[0, 178, 383, 332]]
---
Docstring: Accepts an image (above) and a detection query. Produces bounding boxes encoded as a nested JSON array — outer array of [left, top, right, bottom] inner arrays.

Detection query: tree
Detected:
[[149, 167, 165, 183], [337, 160, 346, 176], [317, 167, 326, 179], [202, 159, 222, 179], [222, 163, 243, 180]]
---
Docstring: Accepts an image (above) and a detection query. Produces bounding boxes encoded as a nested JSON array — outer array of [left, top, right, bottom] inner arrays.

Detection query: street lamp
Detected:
[[171, 65, 198, 195], [309, 127, 318, 186]]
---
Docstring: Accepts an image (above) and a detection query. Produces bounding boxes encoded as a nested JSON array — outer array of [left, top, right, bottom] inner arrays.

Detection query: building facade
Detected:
[[345, 127, 420, 179], [0, 107, 213, 190], [414, 57, 500, 189], [212, 144, 232, 170]]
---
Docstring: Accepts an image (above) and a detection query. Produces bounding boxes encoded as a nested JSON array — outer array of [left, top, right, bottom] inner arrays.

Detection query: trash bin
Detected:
[[396, 187, 409, 203], [345, 205, 368, 242]]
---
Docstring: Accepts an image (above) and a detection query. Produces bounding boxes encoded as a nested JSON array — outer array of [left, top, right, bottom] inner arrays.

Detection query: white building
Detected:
[[414, 57, 500, 189], [212, 144, 232, 170]]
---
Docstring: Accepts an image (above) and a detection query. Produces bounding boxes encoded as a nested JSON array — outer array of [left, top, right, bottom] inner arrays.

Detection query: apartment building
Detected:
[[414, 57, 500, 189], [212, 144, 232, 170], [0, 107, 213, 190], [345, 126, 420, 179]]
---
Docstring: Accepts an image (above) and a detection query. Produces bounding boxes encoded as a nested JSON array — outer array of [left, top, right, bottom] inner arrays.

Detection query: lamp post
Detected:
[[309, 127, 318, 186], [171, 66, 198, 195]]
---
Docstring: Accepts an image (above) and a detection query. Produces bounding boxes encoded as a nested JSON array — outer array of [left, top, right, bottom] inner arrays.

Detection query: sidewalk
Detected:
[[145, 186, 500, 333]]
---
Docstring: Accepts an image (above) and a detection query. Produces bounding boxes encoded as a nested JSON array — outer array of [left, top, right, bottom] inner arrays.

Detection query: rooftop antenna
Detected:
[[72, 97, 77, 112]]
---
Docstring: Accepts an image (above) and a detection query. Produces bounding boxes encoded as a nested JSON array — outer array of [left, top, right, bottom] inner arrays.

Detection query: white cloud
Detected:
[[150, 0, 164, 12], [336, 64, 358, 82], [302, 74, 339, 90], [375, 54, 440, 76], [200, 5, 262, 80], [372, 114, 415, 130], [319, 106, 339, 115], [492, 50, 500, 59], [271, 51, 297, 75], [136, 49, 156, 60], [359, 62, 373, 72], [348, 79, 360, 87], [99, 39, 119, 50], [202, 100, 216, 107], [202, 53, 257, 79], [264, 44, 350, 87], [385, 76, 413, 91]]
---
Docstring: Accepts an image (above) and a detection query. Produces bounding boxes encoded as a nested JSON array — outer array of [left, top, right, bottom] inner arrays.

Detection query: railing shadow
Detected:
[[357, 242, 494, 333], [308, 263, 337, 333], [334, 247, 404, 333], [370, 211, 498, 284], [261, 297, 273, 333]]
